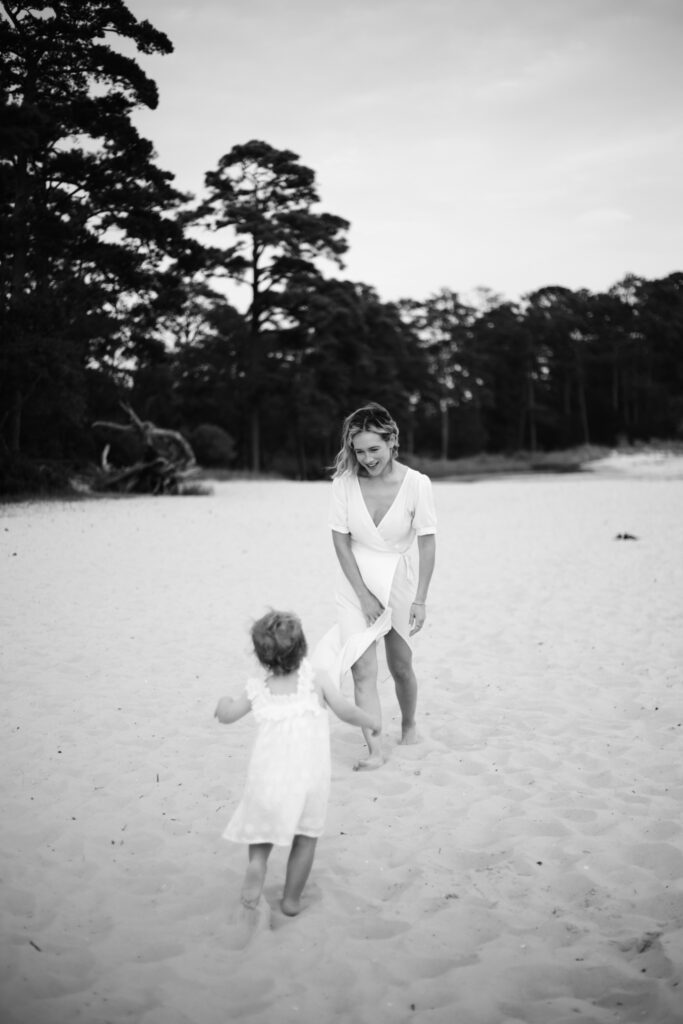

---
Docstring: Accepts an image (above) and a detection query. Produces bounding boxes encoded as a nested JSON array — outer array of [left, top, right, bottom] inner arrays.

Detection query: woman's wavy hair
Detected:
[[331, 402, 399, 478], [251, 610, 308, 676]]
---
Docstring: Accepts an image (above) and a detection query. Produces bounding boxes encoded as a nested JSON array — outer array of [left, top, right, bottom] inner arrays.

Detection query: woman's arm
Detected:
[[332, 530, 384, 623], [410, 534, 436, 635], [214, 693, 251, 724]]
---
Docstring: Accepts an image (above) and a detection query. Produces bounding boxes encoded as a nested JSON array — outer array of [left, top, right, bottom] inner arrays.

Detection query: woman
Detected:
[[317, 402, 436, 770]]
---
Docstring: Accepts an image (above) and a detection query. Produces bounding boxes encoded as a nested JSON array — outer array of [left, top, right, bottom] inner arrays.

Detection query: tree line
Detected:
[[2, 1, 682, 489]]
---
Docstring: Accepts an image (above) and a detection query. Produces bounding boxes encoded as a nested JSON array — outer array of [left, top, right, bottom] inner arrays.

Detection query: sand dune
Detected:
[[1, 461, 682, 1023]]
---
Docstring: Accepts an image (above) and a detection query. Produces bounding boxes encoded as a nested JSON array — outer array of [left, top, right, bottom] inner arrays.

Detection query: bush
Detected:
[[405, 446, 612, 479], [0, 455, 75, 496], [189, 424, 236, 467]]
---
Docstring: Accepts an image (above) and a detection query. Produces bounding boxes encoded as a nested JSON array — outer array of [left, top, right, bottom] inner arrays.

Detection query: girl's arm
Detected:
[[332, 530, 384, 623], [214, 693, 251, 724], [318, 671, 381, 734], [410, 534, 436, 635]]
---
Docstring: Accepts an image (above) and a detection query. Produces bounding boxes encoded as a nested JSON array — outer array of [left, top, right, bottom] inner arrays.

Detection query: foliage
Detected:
[[0, 0, 198, 460], [191, 140, 350, 470], [1, 7, 682, 489], [189, 424, 236, 468]]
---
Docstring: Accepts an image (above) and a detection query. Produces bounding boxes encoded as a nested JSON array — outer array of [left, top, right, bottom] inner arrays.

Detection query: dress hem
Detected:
[[222, 830, 324, 846]]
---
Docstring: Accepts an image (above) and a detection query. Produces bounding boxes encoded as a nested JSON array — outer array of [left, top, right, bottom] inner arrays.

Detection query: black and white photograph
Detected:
[[2, 2, 683, 1022]]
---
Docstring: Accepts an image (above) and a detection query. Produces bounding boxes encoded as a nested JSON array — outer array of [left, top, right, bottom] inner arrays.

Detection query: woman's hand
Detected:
[[409, 601, 426, 636], [359, 590, 384, 626]]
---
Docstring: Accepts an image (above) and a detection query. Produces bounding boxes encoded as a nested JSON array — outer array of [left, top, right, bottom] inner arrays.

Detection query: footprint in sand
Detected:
[[224, 897, 272, 950], [395, 954, 466, 980], [642, 819, 681, 842], [5, 888, 37, 917], [360, 776, 413, 798], [133, 941, 186, 963], [347, 916, 412, 940], [561, 807, 598, 823], [374, 863, 421, 902], [429, 725, 480, 750], [615, 931, 683, 991], [391, 742, 430, 762], [627, 841, 683, 881], [19, 956, 95, 999]]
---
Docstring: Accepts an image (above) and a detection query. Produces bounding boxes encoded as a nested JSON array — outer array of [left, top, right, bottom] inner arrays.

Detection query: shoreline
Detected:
[[4, 442, 683, 504]]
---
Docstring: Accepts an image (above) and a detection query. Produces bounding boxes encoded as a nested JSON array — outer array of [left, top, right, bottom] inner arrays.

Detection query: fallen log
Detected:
[[84, 404, 200, 494]]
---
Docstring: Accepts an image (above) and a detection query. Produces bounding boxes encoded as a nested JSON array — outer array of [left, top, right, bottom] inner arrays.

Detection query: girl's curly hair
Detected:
[[251, 610, 307, 675]]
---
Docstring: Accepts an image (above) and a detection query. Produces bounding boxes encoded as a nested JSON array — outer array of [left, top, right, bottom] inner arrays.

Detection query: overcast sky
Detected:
[[127, 0, 683, 305]]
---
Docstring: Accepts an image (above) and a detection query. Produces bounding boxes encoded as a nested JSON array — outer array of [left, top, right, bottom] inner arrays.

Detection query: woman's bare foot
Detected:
[[241, 858, 267, 909], [400, 722, 418, 745], [354, 753, 385, 771]]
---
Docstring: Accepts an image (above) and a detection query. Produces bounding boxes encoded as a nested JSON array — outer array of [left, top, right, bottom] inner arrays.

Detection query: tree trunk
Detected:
[[9, 389, 23, 454], [8, 148, 30, 456], [527, 375, 537, 452], [439, 398, 449, 460], [576, 365, 590, 445], [405, 421, 415, 456], [563, 375, 571, 418], [296, 435, 307, 480], [250, 404, 260, 473], [247, 236, 268, 473]]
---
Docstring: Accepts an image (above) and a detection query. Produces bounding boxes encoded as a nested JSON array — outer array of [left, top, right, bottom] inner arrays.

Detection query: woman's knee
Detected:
[[351, 649, 377, 689], [390, 662, 414, 688], [385, 639, 413, 683]]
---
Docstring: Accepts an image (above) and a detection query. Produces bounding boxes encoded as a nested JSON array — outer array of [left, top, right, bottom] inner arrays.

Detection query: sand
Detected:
[[1, 453, 682, 1024]]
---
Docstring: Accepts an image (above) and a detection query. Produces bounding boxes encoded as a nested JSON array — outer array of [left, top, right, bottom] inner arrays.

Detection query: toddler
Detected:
[[215, 609, 380, 918]]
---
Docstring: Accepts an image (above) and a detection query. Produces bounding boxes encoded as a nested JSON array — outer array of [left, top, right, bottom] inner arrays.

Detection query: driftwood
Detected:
[[88, 404, 199, 494]]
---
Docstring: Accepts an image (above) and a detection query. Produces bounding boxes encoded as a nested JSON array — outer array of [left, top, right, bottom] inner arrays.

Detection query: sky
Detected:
[[126, 0, 683, 305]]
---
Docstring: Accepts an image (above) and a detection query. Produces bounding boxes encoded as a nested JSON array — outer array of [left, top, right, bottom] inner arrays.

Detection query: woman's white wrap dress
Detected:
[[312, 468, 437, 688]]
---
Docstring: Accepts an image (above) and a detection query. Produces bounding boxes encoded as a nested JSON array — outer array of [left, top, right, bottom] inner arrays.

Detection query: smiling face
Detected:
[[351, 430, 395, 476]]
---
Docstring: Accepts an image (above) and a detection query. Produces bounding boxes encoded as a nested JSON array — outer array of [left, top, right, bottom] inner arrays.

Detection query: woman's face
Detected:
[[351, 430, 394, 476]]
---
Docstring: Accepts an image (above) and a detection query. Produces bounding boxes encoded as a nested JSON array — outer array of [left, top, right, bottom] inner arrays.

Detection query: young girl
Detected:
[[214, 609, 380, 918]]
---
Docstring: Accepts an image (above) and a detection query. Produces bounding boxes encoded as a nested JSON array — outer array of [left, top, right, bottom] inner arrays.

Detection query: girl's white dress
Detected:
[[222, 658, 330, 847], [312, 467, 437, 686]]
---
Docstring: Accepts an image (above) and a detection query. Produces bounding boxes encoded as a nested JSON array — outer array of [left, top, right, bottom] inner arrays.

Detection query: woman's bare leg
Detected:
[[242, 843, 273, 908], [281, 835, 318, 916], [385, 629, 418, 744], [351, 644, 384, 769]]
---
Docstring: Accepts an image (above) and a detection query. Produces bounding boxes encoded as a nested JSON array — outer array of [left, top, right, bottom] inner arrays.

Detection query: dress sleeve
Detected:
[[413, 472, 437, 536], [328, 476, 350, 534]]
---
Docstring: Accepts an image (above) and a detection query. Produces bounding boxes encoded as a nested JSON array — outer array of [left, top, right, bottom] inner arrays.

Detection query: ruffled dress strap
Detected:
[[297, 657, 315, 694], [296, 658, 325, 716], [244, 660, 324, 723], [245, 675, 265, 704]]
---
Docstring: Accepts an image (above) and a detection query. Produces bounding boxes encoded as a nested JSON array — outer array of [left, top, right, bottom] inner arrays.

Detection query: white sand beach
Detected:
[[2, 456, 683, 1024]]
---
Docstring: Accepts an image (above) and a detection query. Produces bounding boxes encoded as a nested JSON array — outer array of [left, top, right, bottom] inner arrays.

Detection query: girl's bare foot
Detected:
[[241, 858, 267, 909]]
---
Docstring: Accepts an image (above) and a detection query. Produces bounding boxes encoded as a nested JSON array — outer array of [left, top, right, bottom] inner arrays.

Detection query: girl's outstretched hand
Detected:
[[214, 698, 233, 722], [214, 693, 251, 724]]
